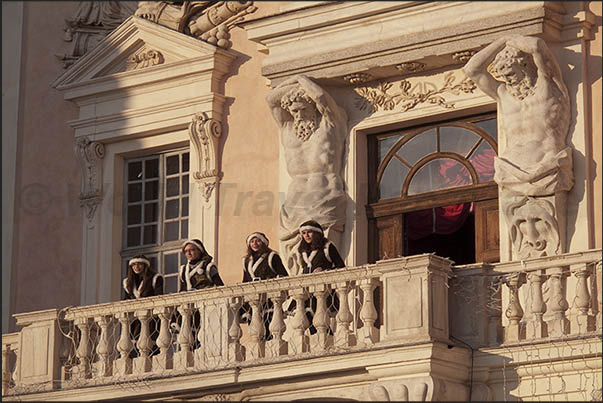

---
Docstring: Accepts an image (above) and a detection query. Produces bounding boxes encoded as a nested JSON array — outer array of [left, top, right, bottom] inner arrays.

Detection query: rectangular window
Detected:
[[121, 149, 190, 295]]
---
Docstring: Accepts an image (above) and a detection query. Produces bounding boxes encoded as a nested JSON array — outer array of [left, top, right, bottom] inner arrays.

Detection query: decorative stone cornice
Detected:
[[135, 1, 257, 49], [343, 72, 373, 85], [353, 71, 476, 113], [451, 50, 478, 64], [74, 136, 104, 222], [395, 61, 425, 74], [56, 1, 137, 68], [188, 112, 222, 202]]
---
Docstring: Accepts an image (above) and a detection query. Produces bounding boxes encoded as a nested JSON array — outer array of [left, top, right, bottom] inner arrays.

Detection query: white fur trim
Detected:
[[129, 257, 150, 267], [246, 232, 269, 247], [246, 256, 264, 278], [301, 250, 319, 268], [268, 251, 276, 271], [123, 278, 130, 293], [324, 241, 333, 264], [182, 239, 205, 254], [299, 225, 323, 234]]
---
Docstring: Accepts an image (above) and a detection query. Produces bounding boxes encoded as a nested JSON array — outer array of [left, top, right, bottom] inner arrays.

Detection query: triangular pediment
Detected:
[[53, 16, 223, 89]]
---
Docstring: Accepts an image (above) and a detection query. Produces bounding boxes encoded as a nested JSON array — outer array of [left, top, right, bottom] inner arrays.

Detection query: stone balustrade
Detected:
[[2, 253, 453, 397], [449, 249, 602, 349]]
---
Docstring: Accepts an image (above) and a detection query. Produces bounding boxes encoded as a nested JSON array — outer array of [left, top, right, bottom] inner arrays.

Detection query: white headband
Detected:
[[129, 257, 150, 267], [182, 239, 205, 254], [246, 232, 269, 246], [299, 225, 323, 234]]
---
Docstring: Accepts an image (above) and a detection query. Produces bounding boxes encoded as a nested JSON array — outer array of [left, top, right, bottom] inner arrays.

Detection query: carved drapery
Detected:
[[135, 1, 257, 49], [188, 112, 222, 202], [74, 137, 105, 222], [353, 71, 476, 113], [57, 1, 137, 68]]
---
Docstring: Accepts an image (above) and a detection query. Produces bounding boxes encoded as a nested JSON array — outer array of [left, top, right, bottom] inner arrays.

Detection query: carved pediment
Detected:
[[53, 15, 232, 90]]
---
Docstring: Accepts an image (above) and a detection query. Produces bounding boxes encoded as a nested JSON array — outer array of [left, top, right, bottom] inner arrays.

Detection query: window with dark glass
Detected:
[[121, 149, 190, 294], [367, 113, 500, 265]]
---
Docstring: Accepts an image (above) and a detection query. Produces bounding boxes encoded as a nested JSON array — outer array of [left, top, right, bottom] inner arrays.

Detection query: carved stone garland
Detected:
[[135, 1, 257, 49], [188, 112, 222, 202], [74, 136, 105, 223], [353, 71, 476, 113]]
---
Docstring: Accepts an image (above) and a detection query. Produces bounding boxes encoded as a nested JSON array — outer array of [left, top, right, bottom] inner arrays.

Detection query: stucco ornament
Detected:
[[188, 112, 222, 202], [135, 1, 257, 49], [57, 1, 137, 68], [464, 35, 572, 259], [267, 74, 348, 275], [74, 136, 105, 223]]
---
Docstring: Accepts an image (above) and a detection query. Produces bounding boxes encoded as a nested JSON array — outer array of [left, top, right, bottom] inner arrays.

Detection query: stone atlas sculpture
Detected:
[[267, 75, 349, 275], [464, 35, 572, 260]]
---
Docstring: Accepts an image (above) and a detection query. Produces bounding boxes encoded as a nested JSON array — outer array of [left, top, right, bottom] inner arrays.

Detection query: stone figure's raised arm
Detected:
[[294, 75, 345, 127], [266, 77, 299, 128], [463, 36, 511, 99]]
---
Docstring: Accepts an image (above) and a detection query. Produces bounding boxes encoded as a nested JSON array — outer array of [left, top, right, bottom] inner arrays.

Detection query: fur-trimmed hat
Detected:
[[246, 232, 269, 247], [181, 239, 206, 255], [299, 220, 323, 234], [129, 254, 150, 267]]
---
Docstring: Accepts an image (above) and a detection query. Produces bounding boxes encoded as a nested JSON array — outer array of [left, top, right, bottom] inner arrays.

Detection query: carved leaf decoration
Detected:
[[353, 71, 476, 113]]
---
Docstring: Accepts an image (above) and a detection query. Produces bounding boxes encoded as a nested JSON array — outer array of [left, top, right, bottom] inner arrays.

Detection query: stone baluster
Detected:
[[546, 267, 569, 337], [570, 263, 595, 333], [311, 284, 330, 352], [504, 273, 525, 342], [267, 291, 288, 357], [174, 303, 195, 369], [526, 272, 547, 339], [152, 307, 174, 371], [133, 309, 153, 374], [94, 315, 114, 377], [358, 278, 379, 345], [289, 288, 309, 354], [2, 342, 15, 395], [335, 281, 353, 348], [74, 317, 93, 379], [59, 321, 74, 382], [486, 277, 502, 346], [228, 297, 244, 362], [247, 294, 265, 360], [114, 312, 133, 375], [596, 262, 603, 332]]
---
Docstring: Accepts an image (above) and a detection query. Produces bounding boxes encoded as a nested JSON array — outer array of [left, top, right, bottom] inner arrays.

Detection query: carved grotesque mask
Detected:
[[507, 197, 560, 259], [488, 46, 536, 99]]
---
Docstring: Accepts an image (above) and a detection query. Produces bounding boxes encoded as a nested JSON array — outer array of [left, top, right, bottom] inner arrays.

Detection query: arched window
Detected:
[[367, 113, 500, 264]]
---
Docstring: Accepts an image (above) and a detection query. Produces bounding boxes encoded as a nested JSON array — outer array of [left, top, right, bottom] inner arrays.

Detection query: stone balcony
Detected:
[[2, 250, 602, 401]]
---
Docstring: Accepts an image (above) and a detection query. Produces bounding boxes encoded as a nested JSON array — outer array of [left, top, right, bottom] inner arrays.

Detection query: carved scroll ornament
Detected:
[[188, 112, 222, 202], [135, 1, 257, 49], [125, 49, 164, 71], [74, 136, 105, 221], [354, 71, 476, 113]]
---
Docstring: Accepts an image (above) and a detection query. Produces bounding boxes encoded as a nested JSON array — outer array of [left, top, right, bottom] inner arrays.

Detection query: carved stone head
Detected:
[[507, 197, 560, 259], [488, 45, 536, 99], [280, 87, 318, 141]]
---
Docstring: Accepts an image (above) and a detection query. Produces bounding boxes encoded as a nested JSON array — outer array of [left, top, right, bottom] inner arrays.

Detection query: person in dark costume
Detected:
[[172, 239, 224, 347], [122, 255, 163, 358], [240, 232, 289, 340], [178, 239, 224, 292], [296, 220, 345, 334]]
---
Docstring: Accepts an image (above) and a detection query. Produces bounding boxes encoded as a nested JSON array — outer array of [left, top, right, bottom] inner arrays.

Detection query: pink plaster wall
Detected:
[[218, 2, 284, 285], [589, 1, 602, 249], [10, 2, 81, 331]]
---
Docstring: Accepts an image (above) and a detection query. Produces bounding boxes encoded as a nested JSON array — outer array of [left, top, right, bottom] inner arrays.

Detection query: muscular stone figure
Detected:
[[464, 35, 572, 259], [266, 74, 348, 275], [464, 34, 572, 196]]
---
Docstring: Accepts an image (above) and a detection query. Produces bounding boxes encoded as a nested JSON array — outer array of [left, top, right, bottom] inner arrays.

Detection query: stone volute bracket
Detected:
[[74, 136, 105, 223], [188, 112, 222, 202]]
